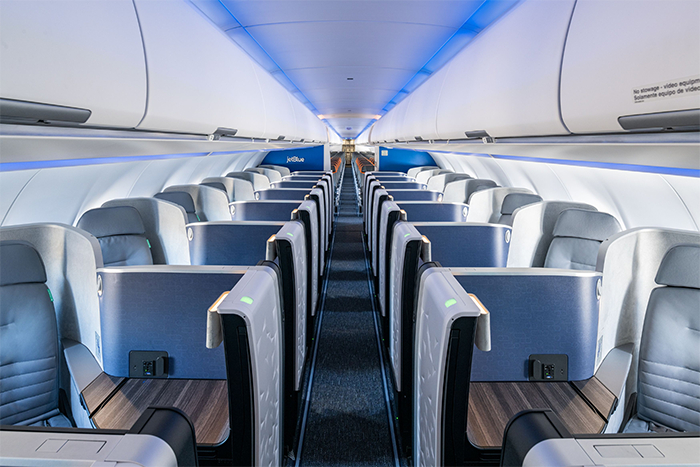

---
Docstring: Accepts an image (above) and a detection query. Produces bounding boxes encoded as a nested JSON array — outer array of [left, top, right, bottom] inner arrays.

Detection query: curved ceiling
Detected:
[[189, 0, 519, 139]]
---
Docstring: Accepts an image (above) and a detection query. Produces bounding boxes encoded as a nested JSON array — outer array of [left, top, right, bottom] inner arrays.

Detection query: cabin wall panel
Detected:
[[561, 0, 700, 133], [0, 151, 269, 227], [434, 152, 700, 232], [0, 0, 147, 127]]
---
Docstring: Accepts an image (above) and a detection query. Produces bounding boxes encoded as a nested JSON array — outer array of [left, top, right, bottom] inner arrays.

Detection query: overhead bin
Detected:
[[560, 0, 700, 134], [0, 0, 146, 128]]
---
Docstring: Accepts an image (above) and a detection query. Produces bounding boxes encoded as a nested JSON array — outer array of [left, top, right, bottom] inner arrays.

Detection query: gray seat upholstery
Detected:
[[442, 178, 498, 203], [154, 191, 200, 223], [624, 244, 700, 433], [0, 241, 71, 427], [260, 164, 291, 177], [201, 177, 255, 202], [76, 206, 154, 267], [544, 208, 622, 271], [227, 171, 271, 191], [425, 173, 472, 192], [498, 193, 543, 225], [246, 167, 282, 183]]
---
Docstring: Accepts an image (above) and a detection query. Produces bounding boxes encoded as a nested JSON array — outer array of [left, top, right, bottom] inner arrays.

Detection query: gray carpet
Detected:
[[299, 172, 396, 466]]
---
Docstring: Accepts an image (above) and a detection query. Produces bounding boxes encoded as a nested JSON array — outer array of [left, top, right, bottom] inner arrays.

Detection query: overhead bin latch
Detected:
[[209, 127, 238, 141], [465, 130, 494, 143]]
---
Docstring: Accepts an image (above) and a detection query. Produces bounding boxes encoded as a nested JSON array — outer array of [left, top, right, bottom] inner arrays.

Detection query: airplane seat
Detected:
[[443, 178, 498, 204], [426, 172, 472, 192], [624, 244, 700, 433], [76, 206, 153, 267], [498, 193, 543, 225], [161, 184, 231, 221], [245, 167, 282, 183], [260, 164, 291, 177], [226, 171, 271, 191], [407, 165, 439, 179], [415, 168, 452, 185], [201, 176, 255, 202], [154, 191, 200, 223], [544, 208, 622, 271], [0, 241, 72, 428]]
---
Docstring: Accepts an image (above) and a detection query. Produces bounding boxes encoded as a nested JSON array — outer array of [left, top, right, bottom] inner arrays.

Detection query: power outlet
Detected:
[[129, 350, 168, 378], [529, 354, 568, 382]]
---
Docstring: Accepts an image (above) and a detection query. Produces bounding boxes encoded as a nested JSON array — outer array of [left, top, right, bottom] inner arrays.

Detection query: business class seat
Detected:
[[544, 208, 622, 271], [245, 167, 282, 183], [425, 172, 472, 192], [201, 176, 256, 201], [260, 164, 291, 177], [160, 184, 231, 222], [75, 206, 153, 267], [498, 193, 543, 225], [226, 171, 271, 191], [407, 165, 439, 179], [154, 191, 201, 223], [442, 178, 499, 203], [415, 168, 452, 184], [624, 244, 700, 433], [0, 241, 72, 428]]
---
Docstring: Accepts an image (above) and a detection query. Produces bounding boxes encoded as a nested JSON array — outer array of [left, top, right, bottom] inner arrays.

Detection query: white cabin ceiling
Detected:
[[188, 0, 517, 139]]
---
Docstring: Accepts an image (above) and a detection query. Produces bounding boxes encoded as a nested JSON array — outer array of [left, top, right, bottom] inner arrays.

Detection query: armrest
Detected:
[[595, 343, 634, 399], [62, 339, 102, 393]]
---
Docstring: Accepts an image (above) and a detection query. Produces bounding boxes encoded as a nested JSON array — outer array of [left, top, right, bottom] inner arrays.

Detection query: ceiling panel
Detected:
[[189, 0, 516, 138]]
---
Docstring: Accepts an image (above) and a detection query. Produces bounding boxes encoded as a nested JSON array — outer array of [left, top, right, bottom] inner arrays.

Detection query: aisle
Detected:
[[297, 172, 398, 466]]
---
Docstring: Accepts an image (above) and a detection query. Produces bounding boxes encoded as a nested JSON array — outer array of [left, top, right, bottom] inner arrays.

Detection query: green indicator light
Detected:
[[240, 296, 254, 305], [445, 298, 457, 308], [146, 239, 151, 248], [196, 213, 201, 222], [47, 288, 54, 302], [286, 232, 294, 237], [404, 233, 410, 238]]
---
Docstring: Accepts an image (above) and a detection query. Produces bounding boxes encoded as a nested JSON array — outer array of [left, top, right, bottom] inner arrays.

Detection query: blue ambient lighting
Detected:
[[378, 0, 521, 120]]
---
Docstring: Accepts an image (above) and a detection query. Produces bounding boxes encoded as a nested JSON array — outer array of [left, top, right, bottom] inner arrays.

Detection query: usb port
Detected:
[[143, 361, 155, 376], [543, 364, 555, 379]]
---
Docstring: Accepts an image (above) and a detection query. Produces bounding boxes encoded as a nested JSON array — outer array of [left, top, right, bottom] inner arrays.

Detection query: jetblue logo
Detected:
[[287, 156, 305, 163]]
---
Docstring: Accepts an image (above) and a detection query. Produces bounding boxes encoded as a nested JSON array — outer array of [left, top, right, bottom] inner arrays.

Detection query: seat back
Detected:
[[76, 206, 153, 267], [426, 173, 472, 192], [260, 164, 291, 177], [637, 244, 700, 432], [246, 167, 282, 183], [162, 184, 230, 221], [442, 178, 498, 204], [201, 177, 255, 202], [407, 165, 439, 179], [154, 191, 200, 224], [544, 209, 622, 271], [0, 242, 62, 426], [498, 193, 543, 225], [226, 171, 270, 191]]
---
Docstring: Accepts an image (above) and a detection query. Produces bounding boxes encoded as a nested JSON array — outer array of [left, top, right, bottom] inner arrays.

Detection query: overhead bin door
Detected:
[[0, 0, 147, 128], [560, 0, 700, 133]]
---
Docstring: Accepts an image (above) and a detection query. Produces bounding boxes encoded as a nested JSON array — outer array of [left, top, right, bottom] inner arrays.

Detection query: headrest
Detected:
[[501, 193, 543, 215], [201, 181, 227, 193], [655, 244, 700, 289], [76, 206, 146, 238], [552, 209, 621, 241], [0, 241, 47, 286], [154, 191, 196, 214]]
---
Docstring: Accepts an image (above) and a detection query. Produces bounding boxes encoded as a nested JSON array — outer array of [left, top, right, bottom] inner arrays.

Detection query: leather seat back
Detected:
[[0, 241, 63, 426], [76, 206, 153, 267], [544, 208, 621, 270], [498, 193, 543, 225], [636, 244, 700, 432], [443, 178, 498, 203]]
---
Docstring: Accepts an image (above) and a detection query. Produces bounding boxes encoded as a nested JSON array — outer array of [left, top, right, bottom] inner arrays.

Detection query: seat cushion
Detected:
[[636, 285, 700, 432], [76, 206, 153, 267], [544, 209, 622, 270], [0, 242, 61, 426], [623, 415, 678, 433]]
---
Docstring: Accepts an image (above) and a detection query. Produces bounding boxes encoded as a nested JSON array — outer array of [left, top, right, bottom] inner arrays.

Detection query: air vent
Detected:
[[0, 98, 91, 125], [618, 109, 699, 131]]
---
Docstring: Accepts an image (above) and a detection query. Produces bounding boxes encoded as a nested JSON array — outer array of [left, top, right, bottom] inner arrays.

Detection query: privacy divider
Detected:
[[98, 265, 251, 378], [386, 189, 442, 202], [412, 223, 511, 267], [187, 221, 284, 265], [256, 188, 312, 201], [398, 201, 469, 222]]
